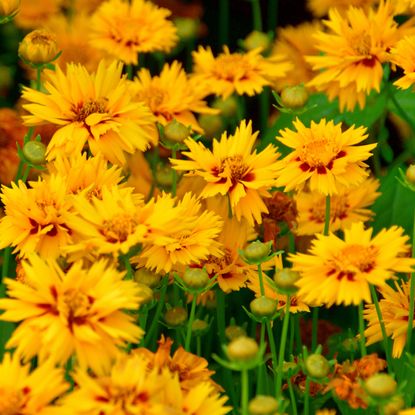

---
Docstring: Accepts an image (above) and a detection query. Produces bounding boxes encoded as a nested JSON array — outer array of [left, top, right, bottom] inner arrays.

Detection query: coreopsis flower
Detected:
[[393, 0, 415, 14], [18, 29, 59, 65], [90, 0, 178, 65], [171, 120, 281, 225], [0, 175, 74, 259], [0, 256, 144, 373], [295, 177, 380, 235], [14, 0, 61, 29], [289, 222, 415, 307], [21, 60, 158, 165], [191, 46, 291, 99], [135, 336, 221, 392], [134, 192, 223, 273], [132, 61, 216, 133], [272, 21, 322, 90], [391, 36, 415, 90], [66, 186, 146, 258], [307, 0, 375, 17], [364, 280, 413, 358], [274, 118, 376, 195], [0, 353, 68, 415], [306, 2, 400, 111]]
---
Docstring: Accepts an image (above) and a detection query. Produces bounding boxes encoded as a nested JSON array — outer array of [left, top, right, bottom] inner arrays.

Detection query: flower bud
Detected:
[[243, 31, 271, 53], [383, 395, 404, 415], [225, 325, 247, 341], [163, 119, 191, 143], [212, 96, 238, 118], [273, 269, 300, 294], [0, 0, 20, 19], [134, 268, 161, 289], [250, 296, 277, 318], [192, 319, 209, 335], [365, 373, 397, 399], [19, 29, 59, 65], [183, 268, 210, 290], [22, 140, 46, 165], [227, 336, 259, 362], [136, 283, 154, 305], [155, 164, 174, 187], [280, 85, 309, 109], [406, 164, 415, 184], [164, 306, 188, 327], [304, 354, 330, 379], [199, 114, 224, 139], [248, 395, 279, 415], [174, 17, 199, 41], [243, 240, 271, 262]]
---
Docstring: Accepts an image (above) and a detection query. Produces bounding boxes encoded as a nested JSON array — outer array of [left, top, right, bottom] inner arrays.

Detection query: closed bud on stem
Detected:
[[406, 164, 415, 184], [174, 17, 198, 41], [225, 325, 247, 341], [163, 119, 191, 143], [383, 395, 404, 415], [134, 268, 161, 289], [22, 141, 46, 165], [164, 306, 188, 327], [0, 0, 20, 19], [280, 85, 309, 109], [304, 354, 330, 379], [18, 29, 59, 65], [244, 240, 271, 262], [199, 114, 224, 139], [250, 296, 277, 318], [227, 336, 259, 362], [273, 269, 300, 294], [248, 395, 280, 415], [183, 268, 210, 290], [155, 164, 174, 187], [243, 31, 271, 53], [365, 373, 397, 399], [192, 319, 209, 335], [212, 96, 238, 118], [136, 283, 153, 305]]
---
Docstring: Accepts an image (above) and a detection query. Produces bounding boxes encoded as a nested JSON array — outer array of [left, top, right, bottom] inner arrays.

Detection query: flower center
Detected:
[[0, 387, 24, 415], [309, 194, 350, 223], [327, 244, 377, 280], [60, 288, 93, 328], [216, 155, 254, 184], [74, 98, 107, 122], [351, 33, 372, 56], [214, 54, 250, 81], [203, 249, 234, 279], [101, 214, 138, 243], [97, 382, 149, 408]]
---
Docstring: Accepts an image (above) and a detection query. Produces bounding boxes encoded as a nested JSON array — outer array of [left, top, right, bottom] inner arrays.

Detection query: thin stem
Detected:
[[196, 336, 202, 356], [126, 64, 133, 80], [258, 263, 265, 297], [311, 308, 318, 352], [241, 369, 249, 415], [406, 208, 415, 352], [1, 248, 11, 283], [257, 322, 266, 394], [323, 195, 331, 236], [294, 314, 302, 353], [303, 376, 310, 415], [251, 0, 263, 31], [171, 148, 177, 197], [266, 320, 278, 390], [358, 302, 367, 356], [184, 295, 197, 351], [219, 0, 229, 46], [276, 296, 291, 396], [390, 91, 415, 134], [123, 255, 134, 280], [36, 66, 42, 91], [288, 377, 298, 415], [267, 0, 278, 30], [369, 284, 393, 369]]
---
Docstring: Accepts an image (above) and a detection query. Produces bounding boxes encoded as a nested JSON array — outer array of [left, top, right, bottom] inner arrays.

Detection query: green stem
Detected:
[[289, 316, 295, 356], [311, 308, 318, 352], [122, 255, 134, 280], [276, 296, 291, 396], [126, 64, 134, 80], [185, 295, 197, 351], [267, 0, 278, 30], [144, 277, 168, 347], [303, 376, 310, 415], [323, 195, 331, 236], [219, 0, 229, 46], [36, 66, 42, 91], [258, 263, 265, 297], [241, 369, 249, 415], [197, 336, 202, 356], [358, 302, 367, 357], [406, 208, 415, 352], [259, 88, 270, 134], [251, 0, 263, 31], [1, 248, 11, 283], [171, 148, 177, 197], [265, 320, 278, 391], [390, 90, 415, 134], [288, 378, 298, 415], [257, 322, 266, 394], [294, 314, 302, 353], [369, 284, 393, 369]]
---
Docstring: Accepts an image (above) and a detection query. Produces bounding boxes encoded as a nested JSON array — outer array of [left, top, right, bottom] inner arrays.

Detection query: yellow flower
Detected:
[[274, 118, 376, 195], [271, 21, 322, 90], [0, 256, 144, 373], [22, 60, 158, 165], [364, 280, 414, 358], [132, 61, 216, 133], [307, 0, 375, 17], [18, 29, 59, 65], [295, 177, 380, 235], [0, 0, 20, 18], [191, 45, 291, 98], [316, 410, 337, 415], [306, 2, 400, 111], [134, 192, 223, 273], [66, 186, 146, 258], [289, 222, 415, 306], [90, 0, 178, 65], [0, 353, 67, 415], [0, 175, 74, 259], [391, 36, 415, 90], [171, 120, 280, 225], [15, 0, 61, 29]]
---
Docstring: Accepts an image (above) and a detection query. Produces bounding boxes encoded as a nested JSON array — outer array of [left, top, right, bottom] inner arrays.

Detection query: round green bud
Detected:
[[304, 354, 330, 379], [23, 140, 46, 165], [250, 296, 277, 318], [174, 17, 199, 41], [134, 268, 161, 289], [164, 306, 188, 327], [227, 336, 259, 362], [192, 319, 209, 335], [182, 268, 210, 290], [341, 337, 358, 353], [248, 395, 279, 415], [280, 85, 309, 109], [406, 164, 415, 184], [136, 283, 154, 305], [163, 119, 191, 143], [383, 395, 404, 415], [365, 373, 397, 399], [243, 240, 271, 262], [243, 31, 272, 53], [198, 114, 224, 139], [273, 269, 300, 293], [212, 96, 238, 118], [155, 164, 174, 187], [225, 325, 247, 341]]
